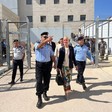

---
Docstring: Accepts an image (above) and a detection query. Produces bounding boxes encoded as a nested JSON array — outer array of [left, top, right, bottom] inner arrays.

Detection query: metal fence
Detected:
[[31, 18, 112, 67]]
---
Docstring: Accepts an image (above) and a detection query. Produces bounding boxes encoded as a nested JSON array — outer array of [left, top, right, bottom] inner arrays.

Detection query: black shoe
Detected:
[[8, 81, 15, 85], [76, 80, 82, 85], [20, 79, 23, 82], [43, 92, 50, 101], [82, 83, 87, 90], [36, 96, 42, 109]]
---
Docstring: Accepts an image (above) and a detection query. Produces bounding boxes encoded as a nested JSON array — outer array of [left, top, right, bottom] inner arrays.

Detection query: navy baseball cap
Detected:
[[77, 36, 84, 41]]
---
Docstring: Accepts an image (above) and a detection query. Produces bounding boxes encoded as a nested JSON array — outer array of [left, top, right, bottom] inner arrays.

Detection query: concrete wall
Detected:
[[18, 0, 33, 22]]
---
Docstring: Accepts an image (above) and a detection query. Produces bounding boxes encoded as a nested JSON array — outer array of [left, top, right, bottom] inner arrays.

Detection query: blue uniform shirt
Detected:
[[74, 44, 93, 62], [34, 41, 54, 62]]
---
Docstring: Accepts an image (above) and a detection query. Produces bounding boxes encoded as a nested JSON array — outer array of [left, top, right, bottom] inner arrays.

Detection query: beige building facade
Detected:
[[0, 0, 94, 42], [18, 0, 33, 24], [33, 0, 94, 33]]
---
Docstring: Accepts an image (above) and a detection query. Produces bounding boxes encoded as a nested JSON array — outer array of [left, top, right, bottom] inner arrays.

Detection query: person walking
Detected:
[[74, 36, 94, 90], [1, 39, 6, 58], [54, 38, 63, 65], [34, 32, 56, 108], [49, 40, 56, 76], [9, 39, 25, 85], [98, 38, 107, 60], [57, 36, 77, 100]]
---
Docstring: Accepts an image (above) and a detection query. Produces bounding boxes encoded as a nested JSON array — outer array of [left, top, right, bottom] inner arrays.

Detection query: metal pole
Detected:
[[92, 24, 94, 38], [106, 21, 110, 60], [95, 18, 99, 67], [62, 22, 64, 38], [6, 22, 10, 69], [83, 21, 85, 36], [101, 23, 103, 38], [0, 20, 3, 66], [26, 17, 31, 69]]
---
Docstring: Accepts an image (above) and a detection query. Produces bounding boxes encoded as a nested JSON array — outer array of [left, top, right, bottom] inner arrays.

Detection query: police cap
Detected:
[[41, 32, 48, 36], [77, 36, 84, 41]]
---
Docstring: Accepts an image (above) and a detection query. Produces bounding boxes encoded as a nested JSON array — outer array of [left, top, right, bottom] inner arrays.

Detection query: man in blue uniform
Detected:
[[74, 36, 94, 90], [34, 32, 56, 108], [9, 39, 25, 85]]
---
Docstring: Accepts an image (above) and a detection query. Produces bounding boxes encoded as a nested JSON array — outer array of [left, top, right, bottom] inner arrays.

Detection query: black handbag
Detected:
[[55, 71, 64, 86]]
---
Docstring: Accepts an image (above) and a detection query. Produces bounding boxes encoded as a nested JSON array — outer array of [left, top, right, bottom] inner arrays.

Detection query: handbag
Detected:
[[55, 71, 64, 86]]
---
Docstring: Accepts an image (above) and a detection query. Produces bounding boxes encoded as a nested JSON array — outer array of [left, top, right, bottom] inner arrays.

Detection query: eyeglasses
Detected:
[[43, 35, 48, 39]]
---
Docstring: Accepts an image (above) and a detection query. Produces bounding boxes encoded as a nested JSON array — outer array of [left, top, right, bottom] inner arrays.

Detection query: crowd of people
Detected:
[[8, 32, 108, 109], [33, 32, 94, 108]]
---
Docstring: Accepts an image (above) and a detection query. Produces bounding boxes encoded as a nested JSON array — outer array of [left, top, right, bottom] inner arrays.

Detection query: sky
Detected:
[[95, 0, 112, 19]]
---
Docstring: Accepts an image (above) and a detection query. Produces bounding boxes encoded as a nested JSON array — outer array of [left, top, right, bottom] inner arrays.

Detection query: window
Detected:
[[54, 0, 59, 4], [54, 16, 60, 22], [68, 15, 73, 22], [68, 0, 73, 4], [26, 0, 32, 4], [27, 16, 33, 22], [80, 0, 86, 3], [40, 0, 46, 4], [80, 15, 86, 21], [40, 16, 46, 22]]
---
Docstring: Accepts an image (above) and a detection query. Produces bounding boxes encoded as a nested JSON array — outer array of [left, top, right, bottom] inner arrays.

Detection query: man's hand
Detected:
[[53, 62, 56, 69], [75, 66, 78, 71], [45, 36, 53, 42]]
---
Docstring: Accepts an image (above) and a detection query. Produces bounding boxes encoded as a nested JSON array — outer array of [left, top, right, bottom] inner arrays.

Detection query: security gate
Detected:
[[0, 20, 31, 70]]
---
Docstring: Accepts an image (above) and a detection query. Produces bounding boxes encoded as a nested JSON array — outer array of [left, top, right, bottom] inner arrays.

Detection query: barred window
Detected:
[[80, 15, 86, 21], [26, 0, 32, 4], [68, 0, 73, 4], [80, 0, 86, 3], [27, 16, 33, 22], [54, 0, 59, 4], [40, 0, 46, 4], [40, 16, 46, 22], [68, 15, 73, 22], [54, 16, 60, 22]]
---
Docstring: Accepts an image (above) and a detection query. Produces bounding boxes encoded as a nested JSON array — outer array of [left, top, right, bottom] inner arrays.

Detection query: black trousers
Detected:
[[11, 59, 23, 82], [76, 61, 86, 84], [35, 61, 51, 96]]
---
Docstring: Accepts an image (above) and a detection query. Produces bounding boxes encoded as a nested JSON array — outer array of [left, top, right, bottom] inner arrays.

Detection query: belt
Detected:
[[36, 61, 50, 64]]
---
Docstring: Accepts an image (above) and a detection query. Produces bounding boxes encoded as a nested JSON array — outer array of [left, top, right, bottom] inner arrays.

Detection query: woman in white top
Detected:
[[57, 37, 77, 100]]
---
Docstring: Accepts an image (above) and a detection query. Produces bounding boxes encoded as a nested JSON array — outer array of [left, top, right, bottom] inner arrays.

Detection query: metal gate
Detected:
[[0, 19, 31, 70]]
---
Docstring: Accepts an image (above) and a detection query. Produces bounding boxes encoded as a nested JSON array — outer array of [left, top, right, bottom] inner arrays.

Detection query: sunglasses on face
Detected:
[[43, 35, 48, 39]]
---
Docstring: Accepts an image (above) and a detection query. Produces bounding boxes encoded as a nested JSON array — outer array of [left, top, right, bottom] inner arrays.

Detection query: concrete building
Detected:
[[0, 0, 94, 42], [18, 0, 33, 24], [32, 0, 94, 42]]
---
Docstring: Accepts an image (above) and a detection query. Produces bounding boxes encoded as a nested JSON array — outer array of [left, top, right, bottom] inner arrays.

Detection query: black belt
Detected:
[[36, 61, 50, 64]]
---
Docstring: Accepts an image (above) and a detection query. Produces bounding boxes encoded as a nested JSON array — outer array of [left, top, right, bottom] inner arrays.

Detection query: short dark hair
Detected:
[[13, 39, 18, 43]]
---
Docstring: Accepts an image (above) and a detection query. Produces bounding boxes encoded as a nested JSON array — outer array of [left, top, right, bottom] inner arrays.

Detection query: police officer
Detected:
[[34, 32, 56, 108], [74, 36, 94, 90], [9, 39, 25, 85]]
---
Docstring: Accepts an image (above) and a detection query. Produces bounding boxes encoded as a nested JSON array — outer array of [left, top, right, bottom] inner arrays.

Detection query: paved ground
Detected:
[[0, 55, 112, 112]]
